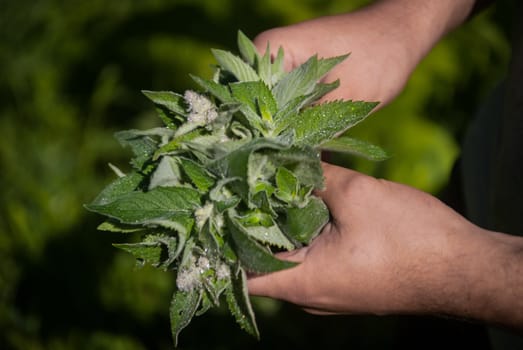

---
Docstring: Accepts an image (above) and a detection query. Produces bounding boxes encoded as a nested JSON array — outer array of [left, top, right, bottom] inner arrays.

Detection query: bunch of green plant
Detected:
[[86, 31, 385, 347]]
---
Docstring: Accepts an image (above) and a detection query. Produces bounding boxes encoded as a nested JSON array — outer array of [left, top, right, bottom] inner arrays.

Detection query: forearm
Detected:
[[359, 0, 480, 72], [418, 226, 523, 330], [462, 229, 523, 329]]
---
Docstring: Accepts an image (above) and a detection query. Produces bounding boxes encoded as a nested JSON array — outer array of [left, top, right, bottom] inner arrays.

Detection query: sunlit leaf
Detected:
[[257, 43, 273, 87], [90, 171, 144, 206], [283, 100, 378, 146], [237, 30, 259, 66], [86, 186, 201, 224], [320, 136, 389, 161], [190, 75, 233, 103], [211, 49, 260, 82], [142, 90, 187, 117], [272, 54, 347, 108], [178, 157, 216, 192], [243, 223, 294, 250]]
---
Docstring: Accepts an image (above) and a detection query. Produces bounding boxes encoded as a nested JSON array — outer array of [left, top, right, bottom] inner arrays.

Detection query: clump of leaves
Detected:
[[86, 31, 386, 347]]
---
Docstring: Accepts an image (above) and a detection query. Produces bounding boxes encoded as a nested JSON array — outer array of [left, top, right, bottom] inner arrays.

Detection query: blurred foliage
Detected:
[[0, 0, 510, 349]]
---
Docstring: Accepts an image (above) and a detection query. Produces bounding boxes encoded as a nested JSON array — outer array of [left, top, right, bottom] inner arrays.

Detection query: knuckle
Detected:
[[339, 172, 379, 199]]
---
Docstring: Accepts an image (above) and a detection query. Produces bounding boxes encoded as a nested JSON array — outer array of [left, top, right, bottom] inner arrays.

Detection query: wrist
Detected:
[[463, 230, 523, 328], [412, 223, 523, 328], [363, 0, 478, 71]]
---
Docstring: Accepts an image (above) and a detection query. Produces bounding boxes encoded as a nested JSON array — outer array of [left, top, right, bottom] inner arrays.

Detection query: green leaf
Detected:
[[142, 90, 186, 116], [272, 80, 340, 133], [196, 292, 214, 317], [115, 130, 158, 169], [243, 224, 294, 250], [97, 220, 145, 233], [190, 75, 233, 103], [280, 196, 329, 244], [202, 268, 230, 306], [271, 55, 347, 109], [85, 186, 201, 224], [228, 121, 253, 141], [209, 138, 291, 200], [230, 81, 277, 117], [250, 188, 278, 217], [257, 43, 272, 88], [272, 55, 317, 108], [158, 234, 182, 266], [286, 100, 378, 147], [170, 289, 202, 347], [153, 129, 201, 159], [275, 167, 298, 198], [236, 104, 266, 135], [271, 46, 286, 85], [247, 153, 276, 193], [225, 268, 259, 339], [198, 220, 222, 256], [237, 30, 259, 66], [229, 80, 278, 134], [149, 156, 182, 189], [274, 166, 313, 207], [227, 214, 297, 273], [114, 234, 179, 269], [305, 80, 341, 107], [90, 171, 144, 206], [178, 157, 215, 192], [181, 134, 227, 163], [154, 106, 184, 129], [270, 146, 324, 189], [113, 242, 164, 267], [150, 213, 195, 239], [212, 49, 260, 82], [238, 209, 273, 227], [319, 136, 389, 161], [316, 54, 348, 79], [209, 178, 242, 213]]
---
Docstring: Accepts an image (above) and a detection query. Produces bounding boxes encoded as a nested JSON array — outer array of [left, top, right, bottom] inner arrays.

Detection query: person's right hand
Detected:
[[248, 163, 523, 329]]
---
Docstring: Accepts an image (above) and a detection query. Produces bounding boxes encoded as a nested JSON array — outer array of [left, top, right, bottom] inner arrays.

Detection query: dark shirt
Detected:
[[460, 5, 523, 348]]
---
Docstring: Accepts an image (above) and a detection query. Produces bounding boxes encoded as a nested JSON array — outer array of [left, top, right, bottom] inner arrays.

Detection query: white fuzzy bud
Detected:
[[216, 263, 230, 280], [214, 213, 224, 229], [197, 256, 210, 271], [184, 90, 218, 125], [195, 202, 213, 229], [176, 266, 202, 292]]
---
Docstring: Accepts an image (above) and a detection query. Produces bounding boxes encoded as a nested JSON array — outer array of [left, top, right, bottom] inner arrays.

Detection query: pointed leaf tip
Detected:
[[212, 49, 260, 82], [237, 30, 259, 66]]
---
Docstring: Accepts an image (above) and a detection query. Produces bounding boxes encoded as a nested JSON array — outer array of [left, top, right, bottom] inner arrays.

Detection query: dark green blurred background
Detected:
[[0, 1, 512, 349]]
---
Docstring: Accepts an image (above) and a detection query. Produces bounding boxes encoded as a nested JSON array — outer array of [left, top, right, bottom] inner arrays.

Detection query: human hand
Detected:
[[254, 1, 478, 108], [254, 11, 412, 108], [248, 163, 523, 327]]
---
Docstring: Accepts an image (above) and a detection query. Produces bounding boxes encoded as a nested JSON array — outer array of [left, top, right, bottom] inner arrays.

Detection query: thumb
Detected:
[[247, 246, 308, 300]]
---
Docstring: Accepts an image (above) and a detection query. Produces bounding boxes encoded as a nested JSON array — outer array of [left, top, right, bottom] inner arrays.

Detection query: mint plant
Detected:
[[86, 31, 385, 347]]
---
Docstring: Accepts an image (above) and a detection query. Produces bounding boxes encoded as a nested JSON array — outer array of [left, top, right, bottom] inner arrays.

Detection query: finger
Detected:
[[252, 32, 278, 57], [314, 162, 362, 223], [302, 307, 339, 316]]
